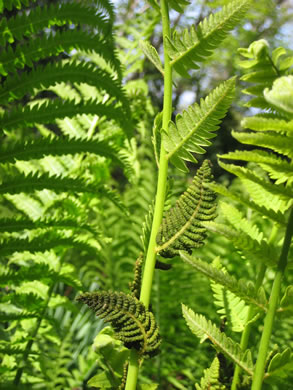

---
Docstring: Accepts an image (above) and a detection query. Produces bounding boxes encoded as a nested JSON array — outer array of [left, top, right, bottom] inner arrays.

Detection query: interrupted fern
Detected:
[[77, 291, 161, 358], [156, 160, 217, 258]]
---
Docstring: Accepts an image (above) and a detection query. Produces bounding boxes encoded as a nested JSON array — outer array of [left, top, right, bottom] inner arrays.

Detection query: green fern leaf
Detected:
[[0, 262, 82, 290], [167, 0, 190, 14], [208, 182, 286, 226], [156, 160, 217, 258], [238, 40, 292, 110], [163, 78, 235, 172], [0, 100, 131, 138], [0, 3, 112, 47], [219, 201, 263, 242], [0, 310, 38, 322], [195, 357, 225, 390], [203, 221, 278, 266], [77, 291, 161, 358], [0, 136, 124, 166], [0, 172, 127, 213], [0, 0, 38, 12], [218, 162, 293, 207], [0, 62, 129, 112], [264, 76, 293, 117], [0, 217, 97, 235], [139, 41, 164, 75], [167, 0, 250, 77], [210, 258, 249, 332], [219, 150, 293, 185], [180, 253, 266, 311], [0, 234, 97, 257], [230, 131, 293, 159], [241, 116, 293, 134], [0, 29, 121, 77], [267, 348, 293, 379], [182, 305, 254, 376]]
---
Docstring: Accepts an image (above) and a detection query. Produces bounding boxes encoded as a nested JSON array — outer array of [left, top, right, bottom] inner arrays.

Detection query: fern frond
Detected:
[[0, 30, 120, 77], [0, 3, 111, 47], [0, 217, 96, 235], [0, 100, 130, 138], [0, 234, 97, 257], [0, 0, 38, 12], [166, 0, 250, 77], [0, 62, 129, 111], [208, 183, 286, 226], [219, 150, 293, 185], [156, 160, 217, 258], [182, 305, 254, 376], [0, 310, 38, 322], [0, 262, 82, 290], [195, 357, 225, 390], [139, 40, 164, 76], [264, 76, 293, 118], [163, 78, 235, 172], [218, 162, 293, 206], [210, 259, 249, 332], [0, 173, 127, 212], [219, 201, 263, 242], [238, 40, 292, 110], [230, 131, 293, 159], [0, 136, 123, 166], [168, 0, 190, 14], [76, 291, 161, 358], [180, 253, 266, 311], [267, 348, 293, 379], [241, 116, 293, 134], [203, 222, 278, 266]]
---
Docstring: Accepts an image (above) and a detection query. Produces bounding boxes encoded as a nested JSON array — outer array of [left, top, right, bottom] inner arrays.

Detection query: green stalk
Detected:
[[125, 1, 172, 388], [251, 208, 293, 390], [231, 225, 278, 389]]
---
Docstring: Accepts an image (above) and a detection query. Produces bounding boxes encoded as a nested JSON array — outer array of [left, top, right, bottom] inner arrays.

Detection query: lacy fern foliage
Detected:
[[156, 160, 217, 258], [77, 291, 161, 358]]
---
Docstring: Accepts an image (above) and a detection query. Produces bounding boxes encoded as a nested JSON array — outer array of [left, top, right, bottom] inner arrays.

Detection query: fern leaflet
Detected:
[[77, 291, 161, 358], [166, 0, 251, 77], [180, 253, 266, 311], [182, 305, 254, 376], [156, 160, 217, 257], [163, 78, 235, 172]]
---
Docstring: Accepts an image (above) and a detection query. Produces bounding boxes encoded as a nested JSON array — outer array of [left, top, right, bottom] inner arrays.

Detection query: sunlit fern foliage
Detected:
[[180, 41, 293, 388], [0, 0, 134, 386]]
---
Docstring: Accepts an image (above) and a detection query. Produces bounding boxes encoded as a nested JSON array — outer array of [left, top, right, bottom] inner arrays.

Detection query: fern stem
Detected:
[[125, 1, 172, 388], [251, 208, 293, 390]]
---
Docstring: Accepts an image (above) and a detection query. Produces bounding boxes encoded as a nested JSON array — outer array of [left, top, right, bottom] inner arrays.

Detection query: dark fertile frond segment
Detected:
[[156, 160, 217, 258], [76, 291, 161, 358]]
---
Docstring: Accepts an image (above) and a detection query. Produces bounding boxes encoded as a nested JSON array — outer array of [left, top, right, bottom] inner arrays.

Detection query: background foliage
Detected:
[[0, 0, 292, 389]]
